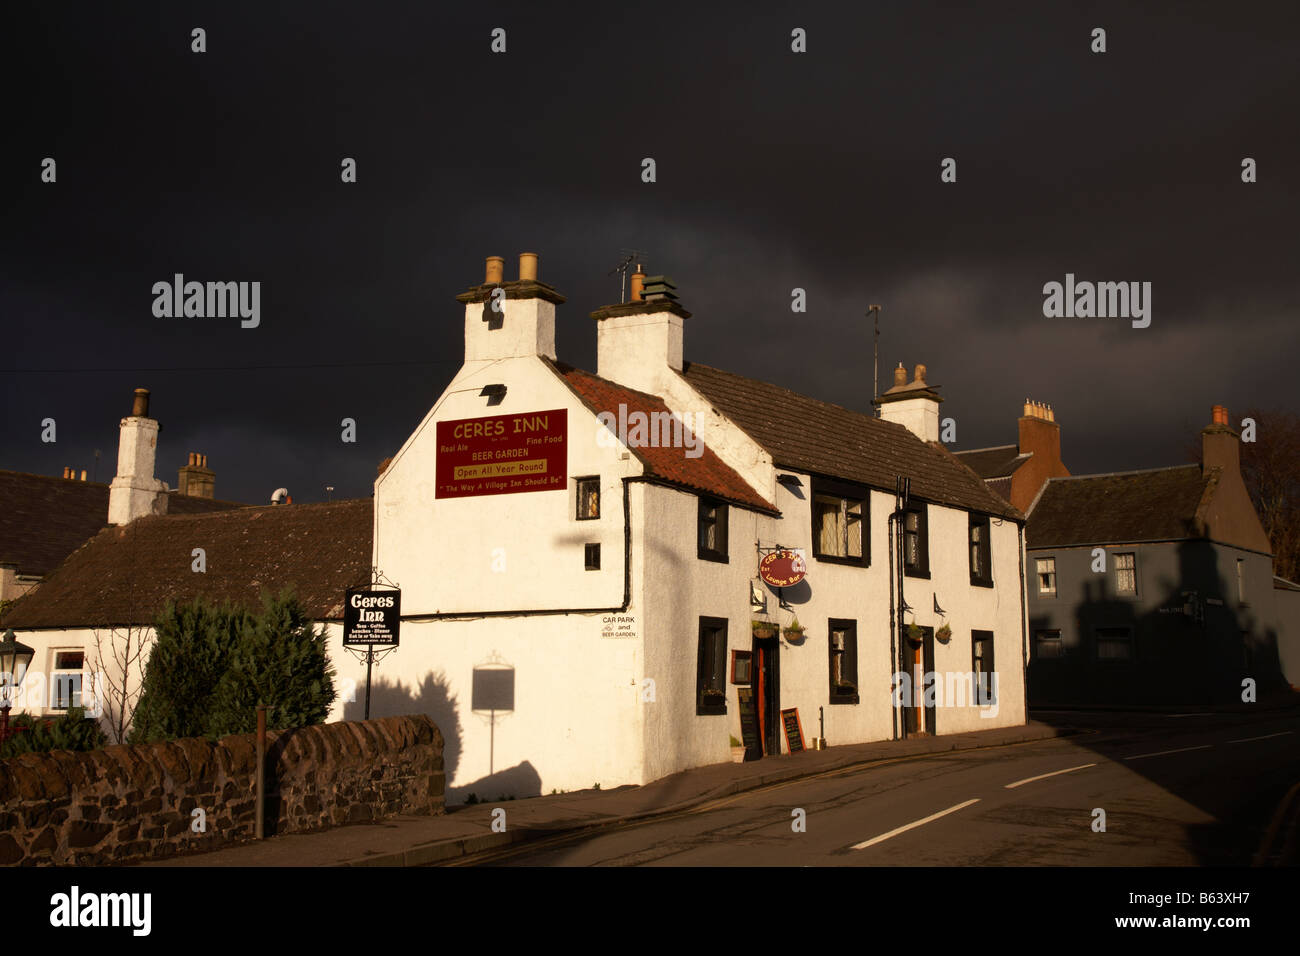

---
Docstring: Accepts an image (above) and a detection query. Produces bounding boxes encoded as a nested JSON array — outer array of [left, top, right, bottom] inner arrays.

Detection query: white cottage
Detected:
[[352, 254, 1029, 798]]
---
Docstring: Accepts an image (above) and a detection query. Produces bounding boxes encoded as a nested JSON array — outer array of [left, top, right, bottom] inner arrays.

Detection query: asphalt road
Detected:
[[463, 710, 1299, 866]]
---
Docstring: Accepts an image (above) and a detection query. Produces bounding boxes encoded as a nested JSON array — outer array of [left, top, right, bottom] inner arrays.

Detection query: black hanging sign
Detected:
[[343, 588, 401, 646]]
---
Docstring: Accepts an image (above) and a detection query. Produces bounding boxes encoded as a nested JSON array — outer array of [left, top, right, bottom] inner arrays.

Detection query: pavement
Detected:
[[142, 700, 1300, 867], [142, 719, 1079, 867]]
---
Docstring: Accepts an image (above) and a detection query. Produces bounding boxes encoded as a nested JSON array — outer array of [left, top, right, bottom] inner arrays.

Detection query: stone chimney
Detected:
[[108, 387, 168, 525], [177, 452, 216, 498], [592, 271, 690, 395], [1201, 404, 1240, 477], [454, 253, 565, 363], [876, 363, 943, 442]]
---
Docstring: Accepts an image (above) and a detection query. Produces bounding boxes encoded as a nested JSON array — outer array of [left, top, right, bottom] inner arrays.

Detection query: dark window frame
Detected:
[[969, 513, 993, 587], [697, 496, 729, 563], [971, 629, 996, 704], [1095, 626, 1134, 662], [1036, 556, 1057, 597], [1034, 629, 1064, 660], [584, 543, 600, 570], [696, 617, 728, 715], [1114, 551, 1137, 596], [827, 618, 860, 704], [575, 476, 600, 520], [810, 477, 870, 567], [903, 502, 930, 579]]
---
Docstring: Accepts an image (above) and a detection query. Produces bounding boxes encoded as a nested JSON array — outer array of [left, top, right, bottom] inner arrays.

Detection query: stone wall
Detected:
[[0, 715, 444, 866]]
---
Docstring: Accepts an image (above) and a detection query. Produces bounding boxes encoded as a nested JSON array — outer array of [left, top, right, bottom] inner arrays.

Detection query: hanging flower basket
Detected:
[[783, 615, 807, 643], [751, 620, 778, 640], [906, 622, 923, 643], [935, 624, 952, 643]]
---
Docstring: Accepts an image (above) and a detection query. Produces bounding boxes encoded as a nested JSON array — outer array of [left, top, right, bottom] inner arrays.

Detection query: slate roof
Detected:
[[1025, 465, 1218, 548], [551, 361, 778, 514], [0, 498, 373, 628], [0, 470, 244, 579], [680, 363, 1022, 520], [952, 445, 1031, 480]]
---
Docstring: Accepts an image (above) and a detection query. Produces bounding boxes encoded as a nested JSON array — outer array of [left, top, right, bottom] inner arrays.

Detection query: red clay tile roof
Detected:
[[548, 360, 778, 514], [680, 363, 1022, 520], [0, 470, 245, 579], [1, 499, 373, 629], [1026, 465, 1216, 548], [952, 445, 1031, 480]]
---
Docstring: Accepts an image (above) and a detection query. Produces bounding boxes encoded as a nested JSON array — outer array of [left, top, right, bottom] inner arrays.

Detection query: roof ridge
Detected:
[[684, 361, 890, 426], [0, 468, 111, 488], [1044, 463, 1201, 482], [952, 443, 1020, 456]]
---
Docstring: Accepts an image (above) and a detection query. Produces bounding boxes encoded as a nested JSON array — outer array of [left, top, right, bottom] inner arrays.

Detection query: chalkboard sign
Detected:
[[736, 687, 761, 757], [780, 707, 805, 754]]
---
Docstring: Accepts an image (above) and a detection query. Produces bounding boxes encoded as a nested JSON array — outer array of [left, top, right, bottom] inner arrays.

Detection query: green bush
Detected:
[[130, 590, 336, 743], [1, 707, 107, 759]]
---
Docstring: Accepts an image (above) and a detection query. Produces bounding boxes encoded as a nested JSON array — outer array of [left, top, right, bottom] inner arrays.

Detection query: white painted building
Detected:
[[3, 254, 1030, 802]]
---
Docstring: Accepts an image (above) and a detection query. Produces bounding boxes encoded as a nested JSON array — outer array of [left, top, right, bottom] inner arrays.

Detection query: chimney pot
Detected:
[[893, 364, 908, 387], [485, 256, 505, 285], [518, 252, 538, 282], [913, 364, 927, 385], [1212, 405, 1229, 426], [62, 466, 69, 479], [80, 469, 87, 481], [629, 269, 645, 302], [131, 388, 150, 418]]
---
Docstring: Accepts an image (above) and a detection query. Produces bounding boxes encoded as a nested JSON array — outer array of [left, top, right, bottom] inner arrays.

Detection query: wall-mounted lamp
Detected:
[[776, 473, 804, 488], [480, 384, 507, 406]]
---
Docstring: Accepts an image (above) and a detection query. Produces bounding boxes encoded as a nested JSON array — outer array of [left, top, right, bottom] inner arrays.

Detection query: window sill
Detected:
[[970, 576, 994, 589], [829, 693, 860, 705], [814, 553, 869, 568], [696, 703, 726, 716], [697, 549, 728, 564], [904, 567, 930, 580]]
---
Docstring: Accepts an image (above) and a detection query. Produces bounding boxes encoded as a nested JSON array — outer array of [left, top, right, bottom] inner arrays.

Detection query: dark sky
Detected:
[[4, 1, 1298, 505]]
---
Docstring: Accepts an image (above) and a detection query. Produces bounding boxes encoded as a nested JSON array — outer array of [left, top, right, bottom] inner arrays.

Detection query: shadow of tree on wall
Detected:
[[342, 671, 464, 784]]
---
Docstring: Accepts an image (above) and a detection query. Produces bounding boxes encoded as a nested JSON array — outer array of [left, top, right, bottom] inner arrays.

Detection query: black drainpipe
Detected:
[[1018, 521, 1029, 725]]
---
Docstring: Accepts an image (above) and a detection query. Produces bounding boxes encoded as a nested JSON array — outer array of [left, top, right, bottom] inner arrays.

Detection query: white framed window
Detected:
[[49, 650, 85, 711], [1036, 557, 1057, 596], [1115, 552, 1136, 595]]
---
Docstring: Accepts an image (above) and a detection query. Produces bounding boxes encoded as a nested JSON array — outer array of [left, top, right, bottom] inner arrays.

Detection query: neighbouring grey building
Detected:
[[1025, 405, 1294, 705]]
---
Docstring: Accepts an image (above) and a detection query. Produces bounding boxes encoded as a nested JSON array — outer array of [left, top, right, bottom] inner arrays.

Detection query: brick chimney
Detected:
[[454, 253, 565, 363], [592, 271, 690, 396], [1201, 404, 1240, 477], [177, 452, 216, 498], [108, 387, 168, 525], [1012, 400, 1069, 512], [876, 363, 943, 442]]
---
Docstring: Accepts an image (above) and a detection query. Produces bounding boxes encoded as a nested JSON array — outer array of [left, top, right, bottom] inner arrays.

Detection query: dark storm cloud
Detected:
[[3, 1, 1297, 504]]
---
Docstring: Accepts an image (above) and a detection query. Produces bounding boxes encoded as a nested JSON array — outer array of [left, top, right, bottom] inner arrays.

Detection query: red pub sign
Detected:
[[436, 408, 567, 499], [759, 549, 807, 587]]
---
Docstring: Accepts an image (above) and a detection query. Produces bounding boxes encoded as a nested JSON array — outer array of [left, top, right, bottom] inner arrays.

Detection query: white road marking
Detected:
[[851, 799, 981, 850], [1226, 731, 1294, 744], [1004, 763, 1096, 789], [1124, 744, 1212, 761]]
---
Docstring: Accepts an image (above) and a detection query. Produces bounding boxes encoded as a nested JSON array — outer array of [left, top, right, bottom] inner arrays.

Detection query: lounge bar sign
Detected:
[[759, 549, 807, 588], [343, 588, 401, 646], [436, 408, 567, 499]]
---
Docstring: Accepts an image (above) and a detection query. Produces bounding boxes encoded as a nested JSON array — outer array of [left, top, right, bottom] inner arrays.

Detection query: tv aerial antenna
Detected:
[[608, 248, 649, 303]]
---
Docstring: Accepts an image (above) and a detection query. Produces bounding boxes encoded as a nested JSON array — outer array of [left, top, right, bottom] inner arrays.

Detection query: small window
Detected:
[[1096, 627, 1133, 661], [811, 480, 868, 566], [1115, 552, 1136, 595], [1034, 629, 1064, 659], [698, 497, 729, 562], [50, 650, 85, 711], [730, 649, 752, 685], [1236, 559, 1248, 607], [584, 543, 600, 570], [903, 504, 929, 577], [576, 477, 600, 520], [969, 514, 992, 586], [696, 618, 728, 715], [828, 619, 859, 704], [971, 631, 996, 704], [1036, 557, 1057, 596]]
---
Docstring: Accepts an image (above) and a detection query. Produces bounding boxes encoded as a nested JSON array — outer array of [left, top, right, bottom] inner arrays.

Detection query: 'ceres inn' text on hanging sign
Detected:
[[437, 409, 567, 499], [343, 589, 401, 646]]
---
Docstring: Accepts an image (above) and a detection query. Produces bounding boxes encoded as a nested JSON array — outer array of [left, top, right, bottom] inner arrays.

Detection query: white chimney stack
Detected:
[[108, 387, 168, 525], [594, 272, 688, 395], [875, 363, 944, 442], [456, 253, 562, 363]]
